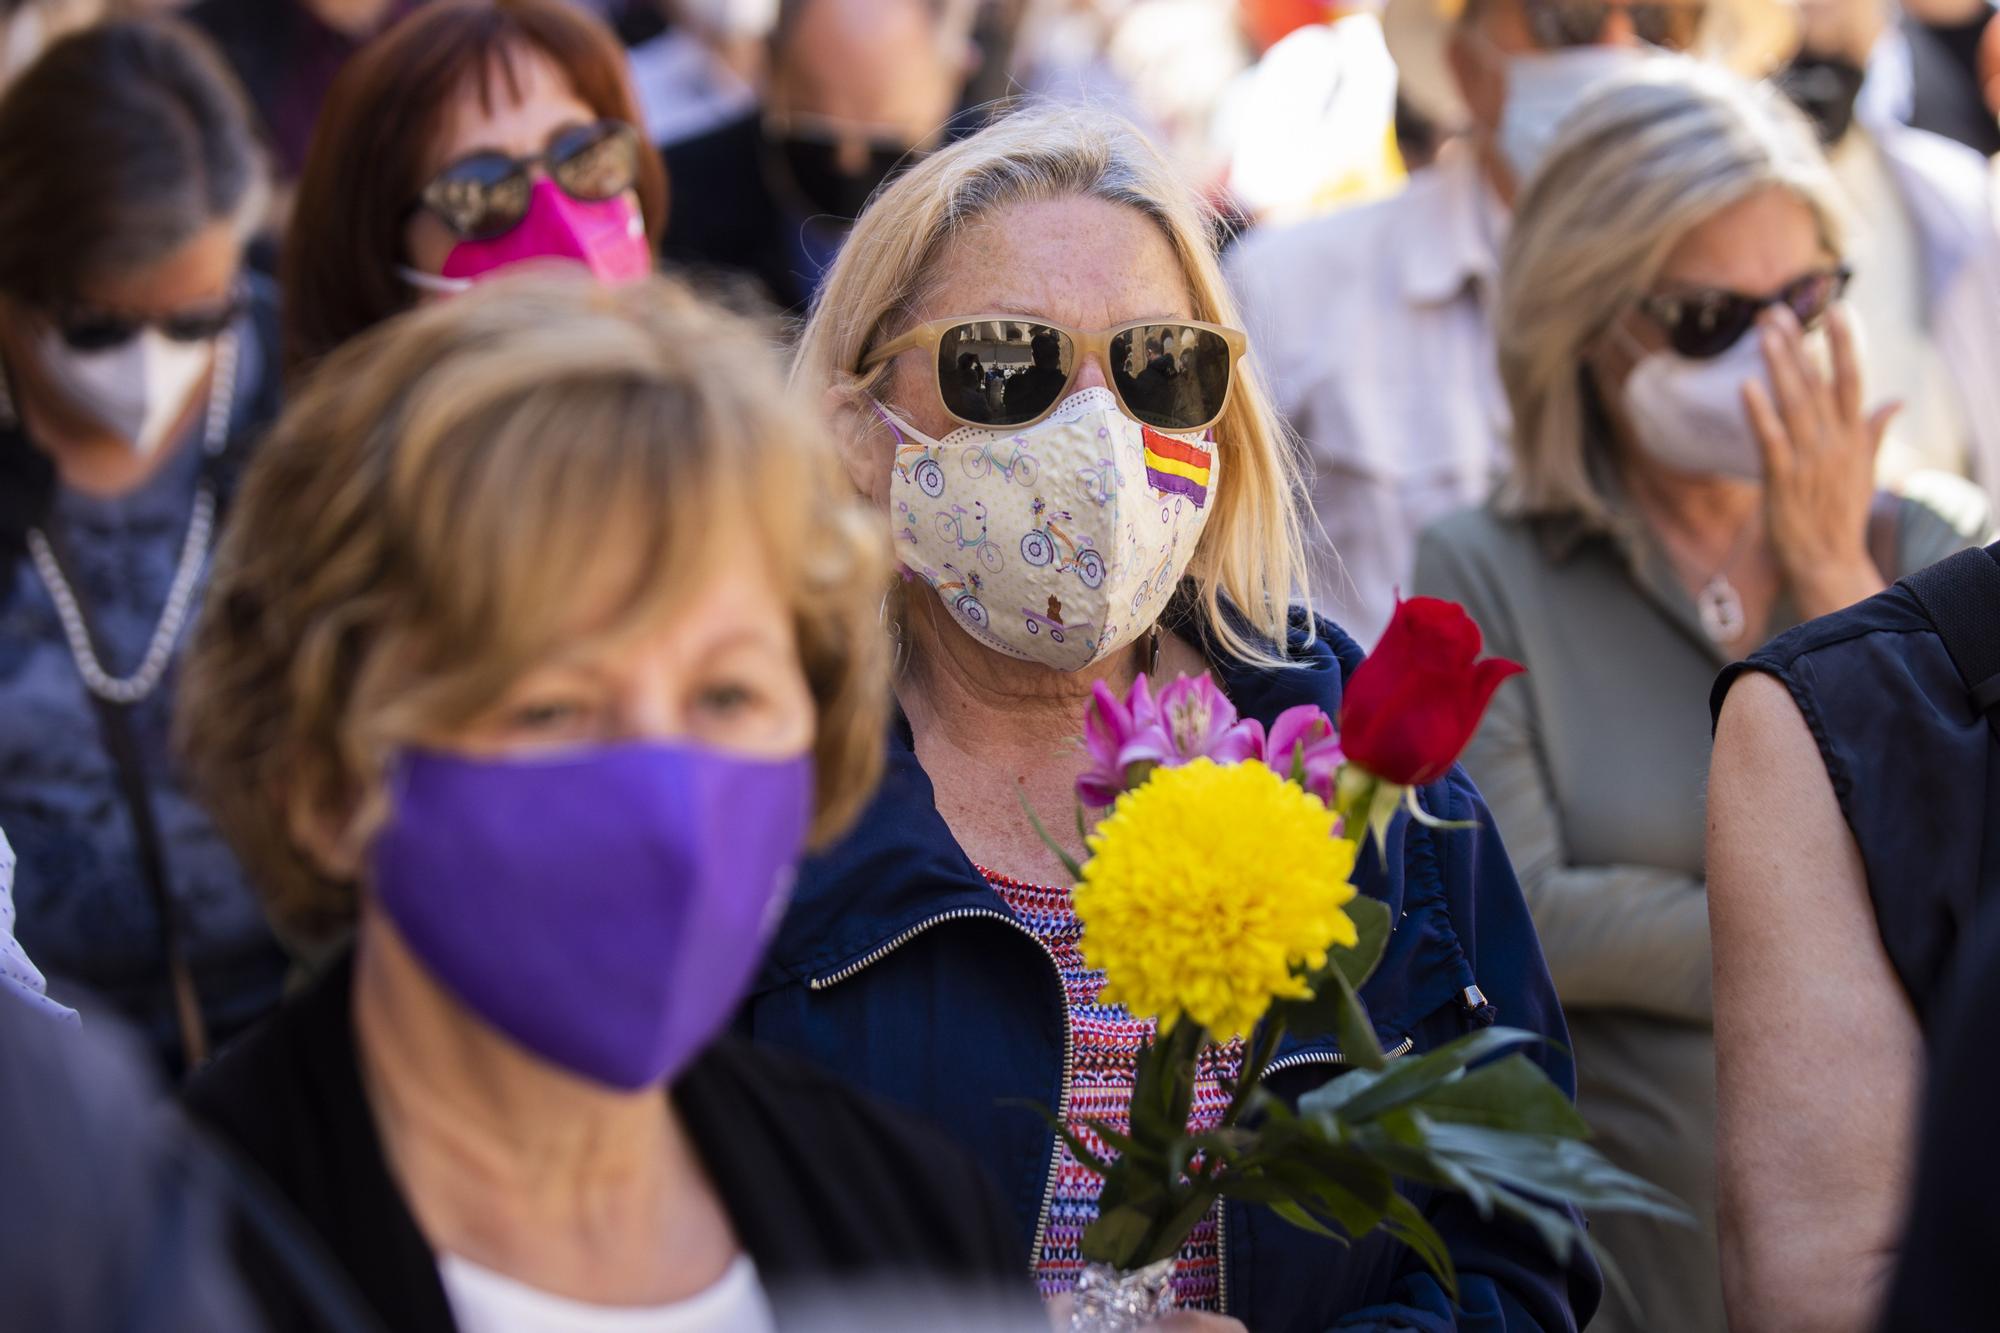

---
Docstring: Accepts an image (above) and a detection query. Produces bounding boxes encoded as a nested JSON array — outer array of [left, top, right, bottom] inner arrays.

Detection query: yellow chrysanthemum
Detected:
[[1074, 757, 1361, 1040]]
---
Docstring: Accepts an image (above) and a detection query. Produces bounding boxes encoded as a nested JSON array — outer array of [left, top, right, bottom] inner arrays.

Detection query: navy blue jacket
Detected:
[[746, 606, 1603, 1331]]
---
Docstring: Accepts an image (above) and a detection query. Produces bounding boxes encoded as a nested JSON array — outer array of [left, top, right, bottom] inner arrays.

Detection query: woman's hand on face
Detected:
[[1741, 302, 1896, 617]]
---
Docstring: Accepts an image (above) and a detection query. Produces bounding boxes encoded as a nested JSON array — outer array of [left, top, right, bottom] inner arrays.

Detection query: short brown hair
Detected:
[[0, 17, 266, 308], [180, 272, 890, 943], [281, 0, 668, 377]]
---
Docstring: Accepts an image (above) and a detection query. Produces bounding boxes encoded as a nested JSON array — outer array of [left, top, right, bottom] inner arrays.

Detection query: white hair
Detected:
[[1497, 57, 1846, 527]]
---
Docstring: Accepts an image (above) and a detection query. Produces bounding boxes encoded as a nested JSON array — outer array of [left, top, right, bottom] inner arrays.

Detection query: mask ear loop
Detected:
[[397, 266, 474, 296]]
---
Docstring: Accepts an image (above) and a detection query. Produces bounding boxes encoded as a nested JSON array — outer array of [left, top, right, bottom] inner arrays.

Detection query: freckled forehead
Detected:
[[917, 196, 1196, 330]]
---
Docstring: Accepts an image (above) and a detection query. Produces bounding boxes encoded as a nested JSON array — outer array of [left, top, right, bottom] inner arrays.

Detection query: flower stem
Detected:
[[1223, 1015, 1286, 1128]]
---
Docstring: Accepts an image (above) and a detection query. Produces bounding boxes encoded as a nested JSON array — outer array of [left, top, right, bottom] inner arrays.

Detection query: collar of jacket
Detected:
[[758, 586, 1353, 992], [1395, 149, 1507, 309]]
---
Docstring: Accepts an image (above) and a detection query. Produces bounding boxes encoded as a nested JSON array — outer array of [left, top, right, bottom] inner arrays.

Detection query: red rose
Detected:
[[1336, 597, 1524, 787]]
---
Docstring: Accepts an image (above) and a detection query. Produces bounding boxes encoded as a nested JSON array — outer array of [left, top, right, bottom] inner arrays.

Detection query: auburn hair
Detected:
[[280, 0, 667, 377]]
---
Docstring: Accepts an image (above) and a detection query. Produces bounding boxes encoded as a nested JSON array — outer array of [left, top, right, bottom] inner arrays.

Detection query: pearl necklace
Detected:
[[7, 332, 238, 705]]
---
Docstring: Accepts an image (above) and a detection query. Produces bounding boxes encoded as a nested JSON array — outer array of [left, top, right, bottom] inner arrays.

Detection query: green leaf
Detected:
[[1141, 1187, 1222, 1266], [1333, 1119, 1496, 1214], [1255, 1157, 1395, 1239], [1331, 895, 1392, 990], [1363, 777, 1404, 862], [1300, 1027, 1543, 1122], [1083, 1203, 1156, 1270], [1018, 789, 1083, 882], [1383, 1191, 1458, 1304], [1417, 1122, 1689, 1222], [1270, 1199, 1351, 1244], [1326, 967, 1386, 1071], [1275, 897, 1394, 1040], [1402, 784, 1479, 833], [1129, 1019, 1204, 1144], [1412, 1056, 1594, 1138]]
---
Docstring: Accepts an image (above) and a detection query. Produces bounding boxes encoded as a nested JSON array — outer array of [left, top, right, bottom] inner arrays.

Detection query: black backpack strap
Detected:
[[37, 520, 211, 1071], [1897, 542, 2000, 732]]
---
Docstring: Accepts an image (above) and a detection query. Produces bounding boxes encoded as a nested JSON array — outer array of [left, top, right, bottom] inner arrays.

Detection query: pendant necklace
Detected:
[[1676, 513, 1759, 646], [1694, 566, 1748, 645]]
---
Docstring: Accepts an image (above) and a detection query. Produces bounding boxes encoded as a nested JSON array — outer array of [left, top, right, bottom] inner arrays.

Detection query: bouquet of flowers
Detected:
[[1028, 598, 1682, 1329]]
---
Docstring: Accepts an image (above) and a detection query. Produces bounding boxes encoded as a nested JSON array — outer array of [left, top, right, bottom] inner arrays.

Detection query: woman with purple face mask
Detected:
[[175, 271, 1033, 1332], [280, 0, 667, 378]]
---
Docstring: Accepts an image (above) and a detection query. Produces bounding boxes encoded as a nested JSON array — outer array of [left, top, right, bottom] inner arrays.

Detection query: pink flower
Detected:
[[1079, 676, 1178, 807], [1077, 673, 1266, 807], [1157, 674, 1264, 766], [1263, 704, 1344, 805]]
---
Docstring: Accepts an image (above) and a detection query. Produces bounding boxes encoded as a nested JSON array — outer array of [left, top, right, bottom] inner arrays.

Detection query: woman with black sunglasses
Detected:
[[0, 17, 288, 1074], [281, 0, 667, 377], [1413, 59, 1994, 1333]]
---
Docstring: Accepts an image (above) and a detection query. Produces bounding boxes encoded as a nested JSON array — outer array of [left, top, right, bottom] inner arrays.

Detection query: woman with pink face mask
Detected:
[[0, 17, 287, 1074], [281, 0, 668, 377]]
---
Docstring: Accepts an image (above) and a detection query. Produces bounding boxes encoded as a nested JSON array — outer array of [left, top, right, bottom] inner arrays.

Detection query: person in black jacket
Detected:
[[175, 270, 1031, 1331]]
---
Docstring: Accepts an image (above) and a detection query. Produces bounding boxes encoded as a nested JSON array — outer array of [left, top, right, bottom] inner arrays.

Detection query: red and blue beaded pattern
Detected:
[[981, 866, 1245, 1312]]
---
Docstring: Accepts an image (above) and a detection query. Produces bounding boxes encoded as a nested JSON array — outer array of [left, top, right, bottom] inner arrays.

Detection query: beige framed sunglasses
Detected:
[[859, 315, 1249, 433]]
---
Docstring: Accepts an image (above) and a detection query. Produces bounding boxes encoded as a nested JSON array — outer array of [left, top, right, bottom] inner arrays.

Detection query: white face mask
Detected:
[[882, 387, 1217, 672], [677, 0, 778, 40], [1495, 46, 1643, 184], [1619, 324, 1834, 480], [33, 328, 214, 457]]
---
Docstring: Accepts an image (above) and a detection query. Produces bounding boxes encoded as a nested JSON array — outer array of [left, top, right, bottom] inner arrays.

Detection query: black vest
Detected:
[[1712, 554, 2000, 1029]]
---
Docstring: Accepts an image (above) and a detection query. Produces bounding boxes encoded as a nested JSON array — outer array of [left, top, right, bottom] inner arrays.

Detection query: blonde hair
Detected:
[[179, 271, 891, 942], [793, 102, 1311, 666], [1497, 58, 1846, 528]]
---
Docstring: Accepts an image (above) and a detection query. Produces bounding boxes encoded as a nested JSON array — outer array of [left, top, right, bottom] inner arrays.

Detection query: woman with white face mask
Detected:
[[764, 103, 1602, 1332], [1414, 58, 1994, 1333], [0, 18, 286, 1074]]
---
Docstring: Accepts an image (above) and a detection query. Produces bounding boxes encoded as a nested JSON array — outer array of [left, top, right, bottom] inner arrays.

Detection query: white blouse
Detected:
[[439, 1252, 776, 1333]]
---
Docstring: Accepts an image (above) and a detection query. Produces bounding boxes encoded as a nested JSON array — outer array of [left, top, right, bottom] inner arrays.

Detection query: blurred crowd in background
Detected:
[[1, 0, 1998, 1329]]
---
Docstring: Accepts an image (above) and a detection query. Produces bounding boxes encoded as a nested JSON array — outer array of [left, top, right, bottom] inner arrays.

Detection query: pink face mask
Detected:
[[403, 177, 652, 294]]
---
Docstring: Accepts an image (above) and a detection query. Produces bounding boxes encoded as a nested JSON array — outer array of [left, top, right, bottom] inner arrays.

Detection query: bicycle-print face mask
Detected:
[[879, 386, 1217, 672]]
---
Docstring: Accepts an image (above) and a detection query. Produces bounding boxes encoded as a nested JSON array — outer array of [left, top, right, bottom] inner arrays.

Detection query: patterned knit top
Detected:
[[982, 866, 1246, 1311]]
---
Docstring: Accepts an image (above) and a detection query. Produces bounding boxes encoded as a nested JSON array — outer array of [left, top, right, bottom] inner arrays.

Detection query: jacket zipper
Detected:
[[808, 907, 1076, 1279], [1217, 1034, 1416, 1316]]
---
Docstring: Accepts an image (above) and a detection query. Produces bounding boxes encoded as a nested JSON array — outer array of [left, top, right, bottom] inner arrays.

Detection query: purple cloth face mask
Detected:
[[369, 742, 813, 1090]]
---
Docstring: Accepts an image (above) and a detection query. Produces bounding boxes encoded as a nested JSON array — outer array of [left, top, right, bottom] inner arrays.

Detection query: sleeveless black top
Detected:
[[1712, 578, 2000, 1030]]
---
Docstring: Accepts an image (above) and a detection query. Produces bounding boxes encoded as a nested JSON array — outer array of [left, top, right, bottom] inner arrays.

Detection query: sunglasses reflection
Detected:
[[942, 320, 1226, 431], [947, 322, 1068, 423]]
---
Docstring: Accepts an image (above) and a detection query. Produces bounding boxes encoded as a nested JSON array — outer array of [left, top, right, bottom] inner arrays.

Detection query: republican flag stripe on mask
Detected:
[[1143, 428, 1212, 506]]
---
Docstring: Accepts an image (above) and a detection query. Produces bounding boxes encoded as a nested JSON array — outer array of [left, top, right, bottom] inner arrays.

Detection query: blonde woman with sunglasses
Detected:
[[750, 103, 1602, 1332], [1413, 60, 1992, 1333]]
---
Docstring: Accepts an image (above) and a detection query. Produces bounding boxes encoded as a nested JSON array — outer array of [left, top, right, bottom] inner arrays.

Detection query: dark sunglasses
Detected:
[[1637, 266, 1852, 360], [51, 291, 246, 353], [861, 316, 1249, 433], [1525, 0, 1707, 49], [416, 119, 641, 242]]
